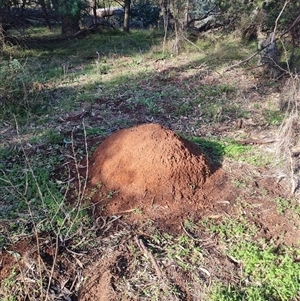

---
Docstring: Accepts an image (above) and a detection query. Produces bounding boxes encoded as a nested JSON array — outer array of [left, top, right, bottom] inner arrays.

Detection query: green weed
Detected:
[[205, 216, 300, 301], [1, 269, 19, 301], [175, 101, 193, 116], [223, 140, 248, 158], [223, 104, 248, 119], [162, 233, 203, 272], [232, 178, 247, 188], [85, 126, 107, 137], [44, 129, 64, 144], [222, 243, 299, 301], [222, 139, 274, 167], [0, 140, 91, 247], [201, 216, 257, 241], [196, 84, 236, 100], [274, 197, 300, 216]]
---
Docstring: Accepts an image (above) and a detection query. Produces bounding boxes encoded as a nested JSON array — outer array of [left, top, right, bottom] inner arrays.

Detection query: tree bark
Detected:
[[61, 15, 80, 36], [92, 0, 97, 25], [123, 0, 131, 32]]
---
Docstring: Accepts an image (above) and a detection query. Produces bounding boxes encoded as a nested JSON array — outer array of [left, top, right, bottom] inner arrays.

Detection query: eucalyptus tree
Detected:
[[51, 0, 88, 35], [89, 0, 131, 32]]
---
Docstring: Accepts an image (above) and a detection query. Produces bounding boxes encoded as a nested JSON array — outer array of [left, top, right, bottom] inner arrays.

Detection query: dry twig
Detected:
[[135, 236, 162, 279]]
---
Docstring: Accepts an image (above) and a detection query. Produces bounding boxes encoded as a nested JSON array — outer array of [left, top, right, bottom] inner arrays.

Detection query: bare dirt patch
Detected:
[[79, 252, 122, 301]]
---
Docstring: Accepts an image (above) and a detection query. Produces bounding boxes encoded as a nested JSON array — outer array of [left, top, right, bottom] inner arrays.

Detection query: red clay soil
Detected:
[[86, 123, 213, 226]]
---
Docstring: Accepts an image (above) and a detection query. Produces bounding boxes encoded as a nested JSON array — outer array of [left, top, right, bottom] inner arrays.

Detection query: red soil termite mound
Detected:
[[87, 123, 211, 221]]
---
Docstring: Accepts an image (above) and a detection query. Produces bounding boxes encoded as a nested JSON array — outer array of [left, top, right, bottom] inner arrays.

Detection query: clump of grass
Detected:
[[193, 84, 242, 122], [212, 243, 300, 301], [223, 139, 273, 167], [264, 109, 285, 125], [274, 196, 300, 216]]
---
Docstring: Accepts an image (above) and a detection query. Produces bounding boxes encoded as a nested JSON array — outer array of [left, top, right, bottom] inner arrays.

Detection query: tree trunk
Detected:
[[61, 15, 80, 36], [123, 0, 131, 32], [184, 0, 190, 27], [92, 0, 97, 25], [38, 0, 51, 30], [0, 24, 4, 53]]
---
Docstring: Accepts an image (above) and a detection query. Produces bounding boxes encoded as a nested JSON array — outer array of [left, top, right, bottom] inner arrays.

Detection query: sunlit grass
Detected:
[[204, 217, 300, 301]]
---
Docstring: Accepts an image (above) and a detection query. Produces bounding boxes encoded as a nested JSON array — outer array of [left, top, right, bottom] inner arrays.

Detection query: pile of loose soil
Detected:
[[87, 123, 213, 223]]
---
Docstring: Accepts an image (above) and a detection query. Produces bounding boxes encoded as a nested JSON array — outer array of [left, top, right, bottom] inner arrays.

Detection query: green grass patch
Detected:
[[222, 139, 273, 167], [204, 217, 300, 301], [189, 137, 273, 167], [166, 234, 203, 272], [201, 216, 258, 240], [193, 84, 243, 122], [189, 137, 225, 166], [0, 29, 164, 123], [211, 243, 300, 301], [273, 197, 300, 216]]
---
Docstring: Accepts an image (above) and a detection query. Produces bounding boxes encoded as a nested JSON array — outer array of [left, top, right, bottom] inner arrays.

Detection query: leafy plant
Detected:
[[224, 243, 300, 301], [274, 197, 300, 216], [222, 139, 274, 167]]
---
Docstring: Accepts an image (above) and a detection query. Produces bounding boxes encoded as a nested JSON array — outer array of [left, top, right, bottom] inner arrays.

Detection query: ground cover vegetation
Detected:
[[1, 0, 300, 300]]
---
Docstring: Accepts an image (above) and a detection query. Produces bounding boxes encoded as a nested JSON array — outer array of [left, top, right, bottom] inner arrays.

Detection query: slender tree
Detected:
[[123, 0, 131, 32], [38, 0, 51, 30]]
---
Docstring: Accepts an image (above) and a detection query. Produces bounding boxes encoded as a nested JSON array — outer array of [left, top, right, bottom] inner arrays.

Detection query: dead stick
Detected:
[[181, 222, 197, 240], [135, 236, 162, 279]]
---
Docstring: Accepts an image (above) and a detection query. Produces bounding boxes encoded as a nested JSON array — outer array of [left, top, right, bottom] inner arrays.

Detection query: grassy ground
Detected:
[[0, 26, 300, 300]]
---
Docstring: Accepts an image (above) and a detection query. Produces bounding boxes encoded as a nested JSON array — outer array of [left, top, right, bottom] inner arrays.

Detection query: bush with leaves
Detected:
[[131, 0, 160, 28]]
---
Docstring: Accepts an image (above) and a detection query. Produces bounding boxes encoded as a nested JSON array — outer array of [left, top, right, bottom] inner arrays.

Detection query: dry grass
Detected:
[[276, 75, 300, 195]]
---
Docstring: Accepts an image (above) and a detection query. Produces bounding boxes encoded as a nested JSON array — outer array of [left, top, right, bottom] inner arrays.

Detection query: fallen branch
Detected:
[[237, 138, 276, 145], [181, 222, 197, 240], [135, 236, 162, 279]]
